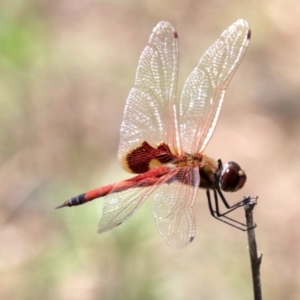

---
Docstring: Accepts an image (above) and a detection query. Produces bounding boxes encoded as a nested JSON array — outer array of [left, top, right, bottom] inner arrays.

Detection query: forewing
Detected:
[[152, 166, 200, 249], [118, 21, 180, 171], [98, 168, 179, 234], [179, 19, 250, 153]]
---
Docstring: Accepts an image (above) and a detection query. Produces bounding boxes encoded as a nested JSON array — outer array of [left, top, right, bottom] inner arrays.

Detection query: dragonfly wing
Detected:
[[98, 185, 156, 234], [118, 21, 180, 172], [179, 19, 250, 153], [98, 168, 178, 234], [152, 166, 200, 249]]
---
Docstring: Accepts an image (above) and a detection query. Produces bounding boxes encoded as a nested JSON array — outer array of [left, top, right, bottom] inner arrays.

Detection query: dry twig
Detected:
[[244, 197, 262, 300]]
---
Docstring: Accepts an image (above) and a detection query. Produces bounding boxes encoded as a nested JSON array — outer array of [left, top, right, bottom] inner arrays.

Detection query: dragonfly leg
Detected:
[[206, 189, 257, 231]]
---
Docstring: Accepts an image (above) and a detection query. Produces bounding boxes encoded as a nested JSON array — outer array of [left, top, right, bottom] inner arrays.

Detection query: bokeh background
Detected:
[[1, 0, 299, 299]]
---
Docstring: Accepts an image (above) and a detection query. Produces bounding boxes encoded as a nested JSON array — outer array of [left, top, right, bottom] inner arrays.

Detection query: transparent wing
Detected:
[[98, 185, 157, 234], [152, 166, 200, 249], [118, 21, 180, 171], [179, 19, 251, 154], [98, 168, 179, 234]]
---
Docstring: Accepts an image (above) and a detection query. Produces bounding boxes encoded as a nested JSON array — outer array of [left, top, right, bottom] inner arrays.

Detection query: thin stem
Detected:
[[244, 197, 262, 300]]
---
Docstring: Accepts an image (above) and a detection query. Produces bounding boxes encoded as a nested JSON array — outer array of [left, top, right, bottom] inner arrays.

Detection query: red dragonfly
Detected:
[[57, 19, 251, 248]]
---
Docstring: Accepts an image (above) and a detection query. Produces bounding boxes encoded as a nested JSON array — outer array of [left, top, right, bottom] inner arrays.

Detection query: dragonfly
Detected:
[[57, 19, 252, 249]]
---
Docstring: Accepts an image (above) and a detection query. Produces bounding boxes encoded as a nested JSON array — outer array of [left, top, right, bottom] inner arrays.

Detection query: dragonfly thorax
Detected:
[[174, 152, 203, 168]]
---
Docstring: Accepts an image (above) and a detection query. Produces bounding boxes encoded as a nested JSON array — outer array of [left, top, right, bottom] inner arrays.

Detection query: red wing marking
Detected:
[[118, 21, 181, 171], [122, 141, 175, 173]]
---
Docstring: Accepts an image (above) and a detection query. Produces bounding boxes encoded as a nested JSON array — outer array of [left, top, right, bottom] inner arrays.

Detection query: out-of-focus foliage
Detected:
[[1, 0, 300, 299]]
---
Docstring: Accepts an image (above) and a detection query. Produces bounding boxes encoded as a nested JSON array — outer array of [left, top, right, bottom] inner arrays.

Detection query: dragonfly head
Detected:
[[219, 161, 247, 192]]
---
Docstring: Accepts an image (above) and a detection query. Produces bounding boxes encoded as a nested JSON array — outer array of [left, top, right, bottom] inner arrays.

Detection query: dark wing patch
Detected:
[[123, 141, 174, 173]]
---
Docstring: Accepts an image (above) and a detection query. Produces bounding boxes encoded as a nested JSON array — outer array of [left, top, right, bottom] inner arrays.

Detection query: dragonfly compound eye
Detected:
[[220, 161, 247, 192]]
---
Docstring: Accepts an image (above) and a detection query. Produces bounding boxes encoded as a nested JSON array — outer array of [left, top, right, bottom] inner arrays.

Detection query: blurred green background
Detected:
[[1, 0, 300, 299]]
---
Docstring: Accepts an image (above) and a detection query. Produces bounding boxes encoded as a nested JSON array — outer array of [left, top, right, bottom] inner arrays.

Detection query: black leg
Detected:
[[206, 189, 257, 231]]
